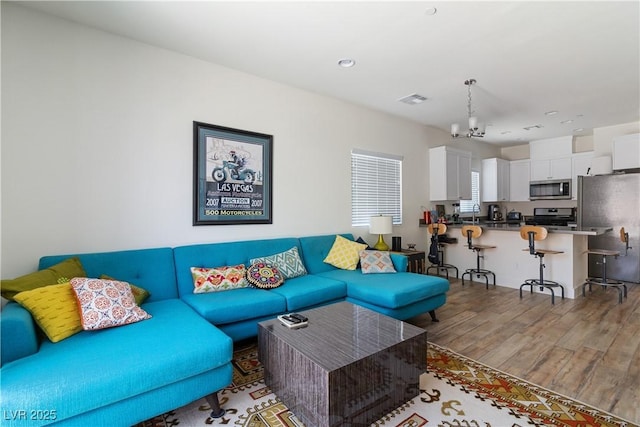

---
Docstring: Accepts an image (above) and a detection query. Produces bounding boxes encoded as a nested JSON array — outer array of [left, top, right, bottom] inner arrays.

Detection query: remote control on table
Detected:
[[277, 313, 308, 329], [289, 313, 308, 322]]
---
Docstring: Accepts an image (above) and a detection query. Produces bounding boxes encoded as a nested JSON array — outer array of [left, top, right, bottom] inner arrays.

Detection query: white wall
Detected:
[[1, 4, 450, 277]]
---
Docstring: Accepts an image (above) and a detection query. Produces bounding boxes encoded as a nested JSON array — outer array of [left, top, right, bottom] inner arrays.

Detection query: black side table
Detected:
[[391, 249, 425, 274]]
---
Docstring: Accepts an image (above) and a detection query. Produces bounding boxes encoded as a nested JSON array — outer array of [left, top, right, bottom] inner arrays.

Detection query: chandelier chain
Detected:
[[467, 82, 474, 118]]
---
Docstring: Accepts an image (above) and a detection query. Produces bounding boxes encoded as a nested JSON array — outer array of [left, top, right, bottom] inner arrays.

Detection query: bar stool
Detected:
[[460, 225, 496, 289], [519, 225, 565, 304], [582, 227, 631, 304], [426, 223, 459, 279]]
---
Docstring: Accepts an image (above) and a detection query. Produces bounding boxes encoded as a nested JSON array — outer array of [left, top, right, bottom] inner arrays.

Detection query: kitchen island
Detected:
[[433, 223, 613, 299]]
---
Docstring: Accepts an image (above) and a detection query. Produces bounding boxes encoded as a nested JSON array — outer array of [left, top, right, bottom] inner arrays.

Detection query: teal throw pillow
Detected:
[[250, 247, 307, 279]]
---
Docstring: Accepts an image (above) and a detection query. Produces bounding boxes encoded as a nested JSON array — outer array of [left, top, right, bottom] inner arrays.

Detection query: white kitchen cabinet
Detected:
[[530, 157, 572, 181], [482, 158, 510, 202], [613, 133, 640, 170], [429, 146, 472, 201], [509, 159, 530, 201], [529, 136, 573, 160]]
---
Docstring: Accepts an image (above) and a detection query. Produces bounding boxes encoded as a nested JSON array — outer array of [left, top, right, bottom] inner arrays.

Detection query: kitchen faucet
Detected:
[[472, 203, 480, 224]]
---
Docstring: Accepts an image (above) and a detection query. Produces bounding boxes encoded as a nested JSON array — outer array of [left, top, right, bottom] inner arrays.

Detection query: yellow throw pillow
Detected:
[[13, 282, 83, 343], [323, 235, 368, 270]]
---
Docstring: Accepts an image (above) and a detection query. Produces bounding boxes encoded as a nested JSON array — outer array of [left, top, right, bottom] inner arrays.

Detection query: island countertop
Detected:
[[443, 222, 612, 236], [427, 222, 611, 299]]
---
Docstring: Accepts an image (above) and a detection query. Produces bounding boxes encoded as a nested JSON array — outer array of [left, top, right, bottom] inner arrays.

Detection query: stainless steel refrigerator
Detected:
[[577, 173, 640, 283]]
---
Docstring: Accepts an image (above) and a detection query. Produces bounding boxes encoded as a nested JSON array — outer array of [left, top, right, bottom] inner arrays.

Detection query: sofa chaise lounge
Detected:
[[1, 233, 449, 426]]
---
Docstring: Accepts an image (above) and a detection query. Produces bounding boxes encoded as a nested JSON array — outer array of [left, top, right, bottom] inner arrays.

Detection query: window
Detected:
[[459, 170, 480, 213], [351, 149, 403, 226]]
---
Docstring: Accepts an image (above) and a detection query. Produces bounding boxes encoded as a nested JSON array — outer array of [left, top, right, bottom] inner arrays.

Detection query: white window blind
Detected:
[[459, 170, 480, 213], [351, 150, 403, 227]]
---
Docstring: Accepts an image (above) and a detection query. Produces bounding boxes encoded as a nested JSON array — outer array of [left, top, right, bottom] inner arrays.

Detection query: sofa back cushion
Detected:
[[38, 248, 178, 302], [298, 234, 355, 274], [173, 238, 302, 297]]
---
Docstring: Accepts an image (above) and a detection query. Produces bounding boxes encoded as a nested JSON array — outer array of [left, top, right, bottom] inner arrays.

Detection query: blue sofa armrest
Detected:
[[390, 254, 408, 272], [1, 302, 38, 366]]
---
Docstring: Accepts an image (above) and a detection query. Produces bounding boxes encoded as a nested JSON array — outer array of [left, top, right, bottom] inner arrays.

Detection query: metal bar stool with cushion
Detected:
[[582, 227, 632, 304], [426, 223, 459, 279], [519, 225, 565, 304], [460, 225, 496, 289]]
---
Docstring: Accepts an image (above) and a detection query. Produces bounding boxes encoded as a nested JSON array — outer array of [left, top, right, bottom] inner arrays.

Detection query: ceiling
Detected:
[[17, 1, 640, 146]]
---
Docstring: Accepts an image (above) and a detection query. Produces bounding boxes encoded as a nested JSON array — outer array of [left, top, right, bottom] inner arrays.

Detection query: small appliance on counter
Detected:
[[506, 211, 522, 224], [487, 204, 503, 221]]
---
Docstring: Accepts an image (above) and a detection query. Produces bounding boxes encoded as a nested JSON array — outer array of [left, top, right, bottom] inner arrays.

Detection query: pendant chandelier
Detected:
[[451, 78, 485, 139]]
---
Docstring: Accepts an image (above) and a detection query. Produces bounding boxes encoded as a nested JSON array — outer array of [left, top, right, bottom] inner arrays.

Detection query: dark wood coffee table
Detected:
[[257, 301, 427, 427]]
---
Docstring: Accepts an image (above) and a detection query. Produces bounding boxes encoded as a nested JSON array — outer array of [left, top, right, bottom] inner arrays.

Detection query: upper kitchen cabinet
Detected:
[[529, 135, 573, 181], [530, 157, 572, 181], [509, 159, 530, 202], [429, 146, 471, 201], [613, 133, 640, 171], [482, 158, 510, 202]]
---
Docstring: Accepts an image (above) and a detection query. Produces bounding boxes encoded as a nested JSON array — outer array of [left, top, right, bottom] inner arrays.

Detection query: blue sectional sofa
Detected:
[[1, 234, 449, 426]]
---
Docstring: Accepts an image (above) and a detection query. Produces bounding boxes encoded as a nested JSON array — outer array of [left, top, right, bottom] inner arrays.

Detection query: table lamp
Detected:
[[369, 215, 393, 251]]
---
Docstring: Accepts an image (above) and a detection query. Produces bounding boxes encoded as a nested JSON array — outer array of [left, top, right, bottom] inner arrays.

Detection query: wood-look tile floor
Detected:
[[409, 278, 640, 424]]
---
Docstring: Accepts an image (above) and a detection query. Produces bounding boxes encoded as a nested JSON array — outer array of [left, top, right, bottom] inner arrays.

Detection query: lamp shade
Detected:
[[369, 216, 393, 235]]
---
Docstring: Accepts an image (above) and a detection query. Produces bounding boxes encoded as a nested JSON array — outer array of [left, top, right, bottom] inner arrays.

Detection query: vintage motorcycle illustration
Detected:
[[211, 160, 256, 184]]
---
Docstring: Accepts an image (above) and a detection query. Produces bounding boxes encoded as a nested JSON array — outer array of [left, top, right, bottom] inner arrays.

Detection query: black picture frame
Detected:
[[193, 121, 273, 225]]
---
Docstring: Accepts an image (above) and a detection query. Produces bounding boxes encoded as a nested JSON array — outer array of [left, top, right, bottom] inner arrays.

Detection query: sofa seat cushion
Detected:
[[317, 270, 449, 310], [1, 299, 232, 424], [269, 275, 347, 311], [181, 288, 287, 325]]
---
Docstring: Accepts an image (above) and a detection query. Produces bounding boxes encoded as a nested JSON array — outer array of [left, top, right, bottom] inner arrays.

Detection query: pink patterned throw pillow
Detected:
[[70, 278, 151, 330], [190, 264, 248, 293]]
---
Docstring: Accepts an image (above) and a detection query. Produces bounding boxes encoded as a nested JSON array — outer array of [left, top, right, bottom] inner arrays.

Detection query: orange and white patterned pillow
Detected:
[[70, 278, 151, 331], [359, 250, 397, 274], [190, 264, 248, 293]]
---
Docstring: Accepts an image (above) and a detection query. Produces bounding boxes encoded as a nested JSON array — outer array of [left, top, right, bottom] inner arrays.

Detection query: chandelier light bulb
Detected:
[[468, 116, 478, 131], [451, 123, 460, 137]]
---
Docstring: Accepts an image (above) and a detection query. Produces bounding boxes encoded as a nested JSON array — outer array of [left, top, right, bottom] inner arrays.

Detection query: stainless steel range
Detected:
[[525, 207, 576, 226]]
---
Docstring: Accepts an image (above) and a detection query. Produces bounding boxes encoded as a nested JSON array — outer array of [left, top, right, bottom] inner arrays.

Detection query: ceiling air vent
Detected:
[[398, 94, 427, 105]]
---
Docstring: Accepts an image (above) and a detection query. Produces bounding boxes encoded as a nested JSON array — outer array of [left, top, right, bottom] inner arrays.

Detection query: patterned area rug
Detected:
[[139, 342, 634, 427]]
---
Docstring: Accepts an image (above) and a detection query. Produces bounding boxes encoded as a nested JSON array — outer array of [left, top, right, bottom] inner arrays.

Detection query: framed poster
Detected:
[[193, 121, 273, 225]]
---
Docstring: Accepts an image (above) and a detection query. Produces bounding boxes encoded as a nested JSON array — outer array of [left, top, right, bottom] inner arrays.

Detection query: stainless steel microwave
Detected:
[[529, 179, 572, 200]]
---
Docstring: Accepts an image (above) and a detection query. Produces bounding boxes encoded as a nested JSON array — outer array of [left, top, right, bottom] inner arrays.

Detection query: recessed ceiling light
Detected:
[[544, 110, 558, 116], [500, 131, 512, 135], [425, 7, 437, 15], [560, 119, 573, 124], [523, 124, 543, 131], [337, 59, 356, 68], [573, 128, 584, 132]]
